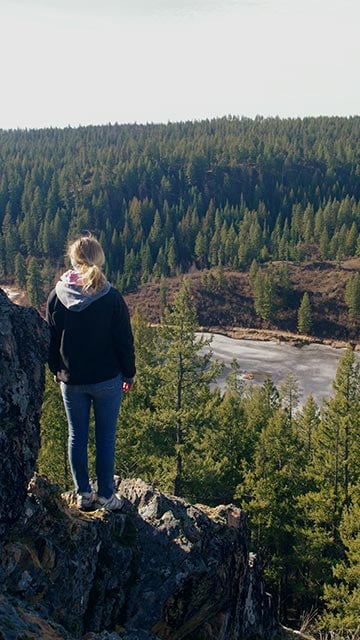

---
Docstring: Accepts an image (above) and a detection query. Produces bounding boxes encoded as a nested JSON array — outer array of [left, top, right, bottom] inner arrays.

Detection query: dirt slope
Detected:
[[125, 258, 360, 346]]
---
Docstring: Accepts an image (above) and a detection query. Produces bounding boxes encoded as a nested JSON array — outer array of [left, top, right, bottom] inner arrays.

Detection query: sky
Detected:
[[0, 0, 359, 130]]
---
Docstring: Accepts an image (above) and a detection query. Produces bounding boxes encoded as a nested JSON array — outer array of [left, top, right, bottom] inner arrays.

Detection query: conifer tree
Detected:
[[194, 230, 208, 268], [278, 262, 293, 306], [320, 229, 330, 260], [42, 258, 54, 294], [280, 371, 300, 422], [153, 279, 222, 496], [26, 256, 44, 307], [0, 236, 6, 278], [244, 375, 280, 435], [295, 394, 319, 462], [321, 484, 360, 632], [195, 383, 248, 505], [249, 259, 259, 287], [345, 273, 360, 323], [296, 346, 360, 611], [14, 252, 27, 289], [115, 310, 161, 480], [329, 345, 360, 501], [253, 267, 276, 322], [297, 292, 313, 334], [236, 408, 306, 618]]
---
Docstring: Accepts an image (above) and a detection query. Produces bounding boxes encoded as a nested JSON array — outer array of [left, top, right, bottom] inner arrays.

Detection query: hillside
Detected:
[[1, 117, 359, 308], [125, 258, 360, 346], [1, 116, 359, 345]]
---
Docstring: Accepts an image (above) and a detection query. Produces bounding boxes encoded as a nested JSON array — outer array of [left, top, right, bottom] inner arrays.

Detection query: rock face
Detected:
[[0, 289, 49, 538], [0, 290, 278, 640]]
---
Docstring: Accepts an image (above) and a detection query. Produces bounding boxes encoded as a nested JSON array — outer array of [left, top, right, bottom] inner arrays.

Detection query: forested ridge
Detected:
[[1, 116, 360, 307]]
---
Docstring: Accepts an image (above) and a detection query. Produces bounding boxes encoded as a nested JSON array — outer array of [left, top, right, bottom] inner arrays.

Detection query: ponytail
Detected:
[[68, 235, 107, 292], [80, 263, 107, 292]]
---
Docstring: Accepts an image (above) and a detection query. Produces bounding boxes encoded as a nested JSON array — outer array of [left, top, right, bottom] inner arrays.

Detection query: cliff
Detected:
[[0, 289, 277, 640]]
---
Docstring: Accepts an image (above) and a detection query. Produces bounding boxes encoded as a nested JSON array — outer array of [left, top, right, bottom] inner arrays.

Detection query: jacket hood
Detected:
[[55, 270, 111, 311]]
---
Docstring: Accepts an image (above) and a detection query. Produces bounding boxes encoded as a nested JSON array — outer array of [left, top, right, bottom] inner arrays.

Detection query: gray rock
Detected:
[[0, 289, 49, 538]]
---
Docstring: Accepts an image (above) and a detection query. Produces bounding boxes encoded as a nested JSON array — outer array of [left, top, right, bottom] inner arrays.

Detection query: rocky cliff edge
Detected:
[[0, 288, 277, 640]]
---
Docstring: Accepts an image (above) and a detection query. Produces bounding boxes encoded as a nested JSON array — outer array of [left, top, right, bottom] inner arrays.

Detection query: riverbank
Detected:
[[201, 325, 354, 350]]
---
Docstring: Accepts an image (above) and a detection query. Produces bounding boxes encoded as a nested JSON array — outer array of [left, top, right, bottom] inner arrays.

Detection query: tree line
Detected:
[[39, 281, 360, 635], [0, 116, 359, 303]]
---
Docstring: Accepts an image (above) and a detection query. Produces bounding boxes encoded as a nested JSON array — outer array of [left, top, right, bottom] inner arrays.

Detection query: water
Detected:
[[201, 333, 357, 407]]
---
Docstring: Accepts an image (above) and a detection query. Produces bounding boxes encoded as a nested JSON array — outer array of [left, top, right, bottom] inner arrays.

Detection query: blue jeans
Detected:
[[60, 375, 122, 499]]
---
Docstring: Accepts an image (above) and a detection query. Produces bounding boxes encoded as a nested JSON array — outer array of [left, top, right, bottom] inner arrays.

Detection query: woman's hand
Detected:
[[122, 381, 134, 393]]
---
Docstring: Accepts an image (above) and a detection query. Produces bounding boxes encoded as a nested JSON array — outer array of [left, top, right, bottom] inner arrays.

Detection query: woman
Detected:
[[46, 234, 136, 511]]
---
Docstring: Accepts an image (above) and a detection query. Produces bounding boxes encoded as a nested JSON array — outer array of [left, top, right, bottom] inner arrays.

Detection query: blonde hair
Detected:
[[68, 235, 107, 292]]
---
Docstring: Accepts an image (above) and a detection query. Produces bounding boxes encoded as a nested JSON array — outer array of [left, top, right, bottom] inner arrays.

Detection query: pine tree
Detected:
[[320, 229, 330, 260], [14, 253, 27, 289], [194, 230, 208, 268], [114, 310, 162, 480], [280, 371, 300, 422], [253, 267, 276, 322], [329, 345, 360, 502], [166, 236, 177, 276], [297, 292, 313, 334], [296, 346, 360, 612], [278, 262, 293, 306], [249, 259, 259, 288], [296, 394, 319, 462], [42, 258, 54, 294], [243, 375, 280, 438], [194, 386, 249, 505], [3, 208, 20, 274], [236, 408, 306, 619], [0, 236, 5, 278], [321, 484, 360, 632], [153, 279, 222, 496], [345, 273, 360, 323], [26, 256, 44, 307]]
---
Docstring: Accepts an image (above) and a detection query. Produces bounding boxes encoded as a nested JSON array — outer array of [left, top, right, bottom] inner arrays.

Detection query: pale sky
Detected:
[[0, 0, 359, 130]]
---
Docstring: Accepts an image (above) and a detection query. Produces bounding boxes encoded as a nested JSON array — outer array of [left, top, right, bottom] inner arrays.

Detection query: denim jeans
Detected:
[[60, 375, 122, 499]]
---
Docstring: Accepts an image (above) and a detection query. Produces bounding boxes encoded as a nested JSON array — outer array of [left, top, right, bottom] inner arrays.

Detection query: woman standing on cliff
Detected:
[[46, 234, 136, 511]]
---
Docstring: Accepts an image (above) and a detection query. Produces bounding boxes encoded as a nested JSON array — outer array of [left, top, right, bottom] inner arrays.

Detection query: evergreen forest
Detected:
[[1, 116, 360, 300], [1, 116, 360, 635]]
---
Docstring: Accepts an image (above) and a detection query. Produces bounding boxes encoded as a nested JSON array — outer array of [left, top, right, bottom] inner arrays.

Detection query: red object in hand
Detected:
[[122, 381, 133, 393]]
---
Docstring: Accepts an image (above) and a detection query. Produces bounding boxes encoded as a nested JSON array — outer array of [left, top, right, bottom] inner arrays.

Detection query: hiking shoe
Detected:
[[97, 493, 125, 511], [77, 490, 96, 511]]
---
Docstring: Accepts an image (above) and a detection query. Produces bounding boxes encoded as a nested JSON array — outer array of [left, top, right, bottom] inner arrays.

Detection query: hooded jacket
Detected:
[[46, 270, 136, 385]]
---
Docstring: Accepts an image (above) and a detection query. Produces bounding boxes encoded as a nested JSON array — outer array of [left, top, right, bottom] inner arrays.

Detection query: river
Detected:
[[1, 283, 355, 407], [201, 333, 359, 407]]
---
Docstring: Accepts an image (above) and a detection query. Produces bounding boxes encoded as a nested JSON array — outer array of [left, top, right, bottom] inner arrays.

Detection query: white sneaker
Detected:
[[77, 490, 96, 511], [97, 493, 125, 511]]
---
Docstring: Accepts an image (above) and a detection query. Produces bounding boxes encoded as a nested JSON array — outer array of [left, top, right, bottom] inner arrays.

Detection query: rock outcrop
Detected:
[[0, 289, 49, 537], [0, 289, 277, 640]]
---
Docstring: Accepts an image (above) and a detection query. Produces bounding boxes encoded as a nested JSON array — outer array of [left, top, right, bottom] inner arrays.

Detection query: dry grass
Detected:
[[125, 258, 360, 346]]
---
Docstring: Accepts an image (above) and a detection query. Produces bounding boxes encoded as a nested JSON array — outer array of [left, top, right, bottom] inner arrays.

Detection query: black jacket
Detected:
[[46, 287, 136, 384]]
